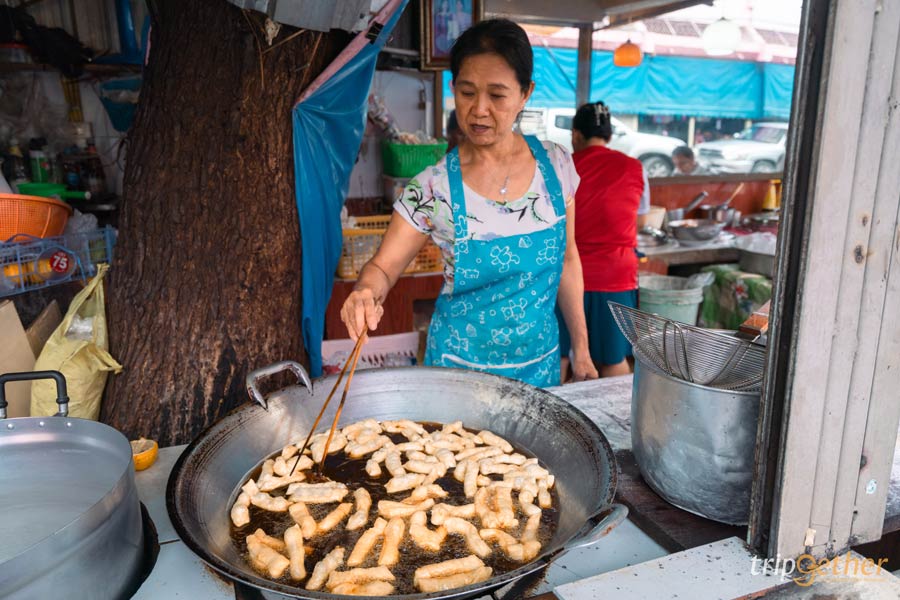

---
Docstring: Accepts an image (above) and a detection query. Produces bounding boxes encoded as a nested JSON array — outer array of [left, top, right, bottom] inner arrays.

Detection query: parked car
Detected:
[[519, 108, 686, 177], [696, 122, 788, 174]]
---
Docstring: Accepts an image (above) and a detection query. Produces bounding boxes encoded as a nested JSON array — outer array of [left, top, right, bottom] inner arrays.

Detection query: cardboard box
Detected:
[[0, 301, 36, 417], [25, 300, 61, 357]]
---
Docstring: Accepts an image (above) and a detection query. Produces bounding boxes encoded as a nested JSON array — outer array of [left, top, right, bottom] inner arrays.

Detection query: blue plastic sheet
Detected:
[[762, 63, 795, 120], [294, 1, 409, 377], [446, 48, 795, 120]]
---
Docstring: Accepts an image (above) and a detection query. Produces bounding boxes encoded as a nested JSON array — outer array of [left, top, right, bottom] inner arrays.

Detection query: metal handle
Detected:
[[562, 503, 629, 552], [0, 370, 69, 419], [245, 361, 313, 410], [684, 191, 709, 213]]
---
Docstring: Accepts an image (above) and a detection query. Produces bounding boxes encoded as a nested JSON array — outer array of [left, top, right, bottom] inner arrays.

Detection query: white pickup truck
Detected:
[[518, 108, 686, 177]]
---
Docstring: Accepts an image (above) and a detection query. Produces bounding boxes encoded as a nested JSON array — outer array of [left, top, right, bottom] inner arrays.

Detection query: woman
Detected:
[[558, 101, 648, 378], [341, 19, 597, 387]]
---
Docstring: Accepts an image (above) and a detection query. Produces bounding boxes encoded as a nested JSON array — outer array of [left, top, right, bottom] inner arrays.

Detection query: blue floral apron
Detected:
[[424, 136, 567, 387]]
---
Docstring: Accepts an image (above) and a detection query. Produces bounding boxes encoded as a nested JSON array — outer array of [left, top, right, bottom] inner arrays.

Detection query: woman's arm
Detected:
[[341, 213, 429, 340], [557, 201, 599, 381]]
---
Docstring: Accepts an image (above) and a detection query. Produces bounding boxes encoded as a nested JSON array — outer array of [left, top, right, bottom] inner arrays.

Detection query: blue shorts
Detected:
[[557, 290, 636, 366]]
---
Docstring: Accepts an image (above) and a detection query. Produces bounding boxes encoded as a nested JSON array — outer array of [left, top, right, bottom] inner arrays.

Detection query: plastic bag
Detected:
[[30, 264, 122, 419]]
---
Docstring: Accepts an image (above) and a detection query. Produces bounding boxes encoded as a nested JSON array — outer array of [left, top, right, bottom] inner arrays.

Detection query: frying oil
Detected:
[[230, 423, 558, 595]]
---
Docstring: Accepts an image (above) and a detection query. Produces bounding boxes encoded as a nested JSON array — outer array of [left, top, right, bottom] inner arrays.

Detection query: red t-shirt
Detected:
[[572, 145, 644, 292]]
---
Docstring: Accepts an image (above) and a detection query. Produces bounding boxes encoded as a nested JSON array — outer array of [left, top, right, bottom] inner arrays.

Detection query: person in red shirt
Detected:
[[558, 101, 648, 378]]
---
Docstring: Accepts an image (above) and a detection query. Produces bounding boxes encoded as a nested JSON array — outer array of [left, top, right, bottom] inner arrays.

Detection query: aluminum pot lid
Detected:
[[0, 417, 132, 564]]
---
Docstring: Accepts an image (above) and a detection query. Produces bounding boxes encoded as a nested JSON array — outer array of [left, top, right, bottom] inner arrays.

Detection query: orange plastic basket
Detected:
[[0, 193, 73, 241], [337, 215, 443, 279]]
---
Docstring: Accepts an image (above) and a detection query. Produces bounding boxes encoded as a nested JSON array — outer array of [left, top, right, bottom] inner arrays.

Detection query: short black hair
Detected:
[[447, 110, 460, 133], [450, 19, 533, 94], [573, 101, 613, 142], [672, 146, 694, 160]]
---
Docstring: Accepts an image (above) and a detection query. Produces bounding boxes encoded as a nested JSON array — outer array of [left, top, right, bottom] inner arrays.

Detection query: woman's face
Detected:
[[453, 53, 533, 147]]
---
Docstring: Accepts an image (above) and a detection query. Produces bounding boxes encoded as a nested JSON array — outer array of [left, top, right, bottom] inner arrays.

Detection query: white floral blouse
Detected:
[[393, 140, 579, 294]]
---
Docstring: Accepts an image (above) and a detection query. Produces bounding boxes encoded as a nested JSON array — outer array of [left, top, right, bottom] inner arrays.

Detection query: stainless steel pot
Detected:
[[167, 362, 626, 600], [666, 191, 708, 223], [667, 218, 728, 243], [0, 371, 144, 599], [631, 360, 761, 525]]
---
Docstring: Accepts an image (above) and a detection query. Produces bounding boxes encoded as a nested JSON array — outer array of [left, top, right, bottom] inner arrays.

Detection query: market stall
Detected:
[[2, 0, 900, 599]]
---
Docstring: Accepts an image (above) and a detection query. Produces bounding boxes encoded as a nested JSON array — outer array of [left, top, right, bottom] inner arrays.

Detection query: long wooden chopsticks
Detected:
[[289, 333, 366, 476]]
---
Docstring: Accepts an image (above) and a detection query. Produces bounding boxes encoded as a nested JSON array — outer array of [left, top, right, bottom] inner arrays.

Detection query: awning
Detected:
[[445, 48, 795, 120]]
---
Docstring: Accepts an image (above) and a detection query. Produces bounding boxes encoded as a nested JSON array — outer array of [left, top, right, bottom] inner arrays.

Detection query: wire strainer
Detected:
[[608, 302, 766, 392]]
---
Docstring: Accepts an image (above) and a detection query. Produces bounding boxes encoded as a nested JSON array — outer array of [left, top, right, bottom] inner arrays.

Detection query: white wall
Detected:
[[347, 70, 435, 199]]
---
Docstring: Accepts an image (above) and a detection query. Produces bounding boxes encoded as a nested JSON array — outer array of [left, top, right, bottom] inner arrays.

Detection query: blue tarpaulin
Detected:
[[294, 0, 409, 377], [762, 62, 795, 120], [445, 48, 795, 120]]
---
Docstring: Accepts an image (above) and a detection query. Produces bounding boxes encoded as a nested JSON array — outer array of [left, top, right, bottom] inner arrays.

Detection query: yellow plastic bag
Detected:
[[31, 264, 123, 419]]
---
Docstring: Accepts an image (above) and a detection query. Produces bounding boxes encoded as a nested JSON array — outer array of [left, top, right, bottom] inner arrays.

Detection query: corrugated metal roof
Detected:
[[6, 0, 149, 56], [226, 0, 382, 32]]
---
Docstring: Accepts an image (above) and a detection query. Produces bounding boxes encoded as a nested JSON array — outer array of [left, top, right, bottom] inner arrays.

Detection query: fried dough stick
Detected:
[[385, 473, 425, 494], [431, 503, 476, 525], [308, 432, 348, 463], [286, 482, 348, 504], [246, 478, 291, 513], [246, 530, 289, 579], [416, 566, 493, 593], [325, 566, 396, 590], [378, 498, 435, 519], [478, 430, 514, 453], [347, 517, 387, 567], [283, 524, 306, 581], [289, 502, 317, 539], [443, 517, 492, 558], [230, 491, 251, 527], [413, 555, 484, 582], [346, 488, 372, 530], [330, 581, 395, 596], [409, 511, 447, 552], [378, 517, 406, 566], [305, 546, 345, 591], [508, 514, 542, 561], [318, 502, 353, 534], [403, 484, 448, 504]]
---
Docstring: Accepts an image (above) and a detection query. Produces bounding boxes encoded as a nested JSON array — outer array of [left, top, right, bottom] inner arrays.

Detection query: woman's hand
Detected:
[[569, 349, 599, 382], [341, 287, 384, 341]]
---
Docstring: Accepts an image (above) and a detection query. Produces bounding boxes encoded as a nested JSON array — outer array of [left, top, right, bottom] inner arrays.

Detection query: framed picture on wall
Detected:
[[420, 0, 484, 70]]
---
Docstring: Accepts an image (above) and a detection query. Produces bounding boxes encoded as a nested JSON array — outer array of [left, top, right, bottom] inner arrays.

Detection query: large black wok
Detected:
[[167, 362, 625, 599]]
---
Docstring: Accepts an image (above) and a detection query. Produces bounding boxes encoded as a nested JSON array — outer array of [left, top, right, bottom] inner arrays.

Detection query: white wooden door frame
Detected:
[[749, 0, 900, 559]]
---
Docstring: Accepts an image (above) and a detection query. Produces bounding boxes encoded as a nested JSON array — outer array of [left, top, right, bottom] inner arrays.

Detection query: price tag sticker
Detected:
[[50, 251, 70, 273], [36, 248, 75, 281]]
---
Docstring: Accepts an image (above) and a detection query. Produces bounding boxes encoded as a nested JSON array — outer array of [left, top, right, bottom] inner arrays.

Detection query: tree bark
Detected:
[[102, 0, 349, 445]]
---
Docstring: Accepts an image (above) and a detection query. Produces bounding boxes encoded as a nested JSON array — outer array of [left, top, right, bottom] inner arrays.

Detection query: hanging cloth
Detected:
[[293, 0, 409, 376]]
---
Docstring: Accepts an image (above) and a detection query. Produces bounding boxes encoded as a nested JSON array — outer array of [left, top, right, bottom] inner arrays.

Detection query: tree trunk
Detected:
[[102, 0, 349, 445]]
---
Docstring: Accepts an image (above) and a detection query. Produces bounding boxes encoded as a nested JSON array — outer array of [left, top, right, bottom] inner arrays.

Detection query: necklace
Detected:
[[499, 174, 510, 199]]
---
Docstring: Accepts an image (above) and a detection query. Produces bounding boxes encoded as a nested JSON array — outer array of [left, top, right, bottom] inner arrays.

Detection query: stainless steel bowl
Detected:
[[667, 218, 728, 242]]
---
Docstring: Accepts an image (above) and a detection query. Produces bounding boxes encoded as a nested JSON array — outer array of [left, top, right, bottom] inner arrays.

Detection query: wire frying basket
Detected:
[[609, 302, 766, 392]]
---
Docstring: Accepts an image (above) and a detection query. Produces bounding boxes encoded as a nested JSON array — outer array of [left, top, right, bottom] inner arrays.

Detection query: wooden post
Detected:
[[749, 0, 900, 559], [576, 23, 593, 108]]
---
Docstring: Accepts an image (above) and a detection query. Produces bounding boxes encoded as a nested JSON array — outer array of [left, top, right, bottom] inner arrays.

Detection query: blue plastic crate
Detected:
[[0, 226, 117, 297]]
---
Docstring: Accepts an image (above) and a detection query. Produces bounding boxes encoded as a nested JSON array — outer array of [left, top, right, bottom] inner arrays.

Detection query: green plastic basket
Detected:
[[381, 140, 448, 177]]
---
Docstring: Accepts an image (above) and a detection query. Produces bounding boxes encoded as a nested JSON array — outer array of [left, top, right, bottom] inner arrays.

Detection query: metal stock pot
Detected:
[[0, 371, 144, 599], [167, 363, 626, 600], [631, 359, 761, 525]]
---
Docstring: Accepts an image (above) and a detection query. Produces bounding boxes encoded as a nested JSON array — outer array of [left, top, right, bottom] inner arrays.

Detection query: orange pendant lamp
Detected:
[[613, 39, 642, 67]]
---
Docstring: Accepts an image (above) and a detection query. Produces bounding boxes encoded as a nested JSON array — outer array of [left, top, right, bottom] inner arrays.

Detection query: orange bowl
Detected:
[[0, 193, 73, 241]]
